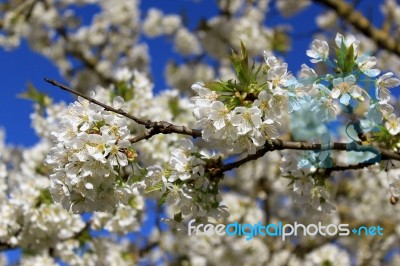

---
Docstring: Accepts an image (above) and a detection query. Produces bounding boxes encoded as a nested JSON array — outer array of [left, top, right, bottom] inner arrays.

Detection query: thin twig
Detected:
[[44, 78, 202, 138], [44, 78, 152, 126]]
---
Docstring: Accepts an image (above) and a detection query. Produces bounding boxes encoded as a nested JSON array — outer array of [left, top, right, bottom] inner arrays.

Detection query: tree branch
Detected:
[[216, 139, 400, 175], [44, 78, 202, 138], [0, 242, 16, 251], [313, 0, 400, 57]]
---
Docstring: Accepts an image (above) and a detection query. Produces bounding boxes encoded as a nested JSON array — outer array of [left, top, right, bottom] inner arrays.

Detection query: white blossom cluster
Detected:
[[191, 56, 298, 155], [161, 192, 269, 265], [146, 139, 228, 228], [94, 69, 196, 166], [303, 33, 400, 140], [281, 151, 336, 214], [17, 204, 86, 250], [91, 202, 143, 235], [54, 238, 135, 266], [0, 139, 86, 254], [45, 95, 139, 213]]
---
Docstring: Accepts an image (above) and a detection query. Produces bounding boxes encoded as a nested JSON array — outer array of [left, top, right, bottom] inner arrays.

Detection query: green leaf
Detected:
[[168, 97, 184, 118], [158, 192, 168, 208], [228, 41, 251, 89], [18, 83, 52, 113], [344, 44, 355, 73], [204, 81, 232, 92], [113, 81, 134, 101], [145, 181, 163, 193], [35, 189, 54, 207], [78, 228, 91, 246]]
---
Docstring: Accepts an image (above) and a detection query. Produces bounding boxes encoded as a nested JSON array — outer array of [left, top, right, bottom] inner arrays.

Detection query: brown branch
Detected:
[[44, 78, 202, 137], [45, 78, 152, 126], [216, 139, 400, 175], [313, 0, 400, 57], [0, 242, 16, 251], [327, 162, 375, 172], [138, 241, 159, 257]]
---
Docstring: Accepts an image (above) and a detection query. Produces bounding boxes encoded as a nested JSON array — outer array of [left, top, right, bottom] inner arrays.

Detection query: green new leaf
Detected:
[[334, 40, 355, 75], [344, 44, 355, 73], [158, 191, 168, 208], [204, 81, 234, 92], [18, 82, 52, 113], [168, 97, 185, 118], [228, 41, 251, 90], [145, 181, 163, 194]]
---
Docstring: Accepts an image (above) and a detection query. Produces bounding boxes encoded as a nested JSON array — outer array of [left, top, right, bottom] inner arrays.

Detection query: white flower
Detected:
[[174, 28, 202, 55], [306, 39, 329, 63], [114, 68, 132, 82], [232, 135, 257, 154], [311, 84, 337, 121], [68, 96, 102, 132], [259, 119, 279, 139], [269, 89, 287, 117], [142, 8, 164, 37], [355, 54, 380, 77], [169, 139, 205, 182], [107, 139, 130, 167], [390, 174, 400, 197], [264, 54, 284, 69], [316, 11, 337, 29], [335, 32, 359, 49], [331, 75, 362, 105], [20, 253, 58, 266], [86, 134, 111, 163], [276, 0, 311, 17], [253, 90, 274, 118], [209, 101, 231, 130], [304, 244, 351, 266], [376, 72, 400, 104], [231, 106, 262, 135], [191, 83, 219, 106], [162, 15, 182, 35], [191, 83, 219, 119], [251, 119, 279, 147], [299, 64, 318, 89], [92, 204, 142, 235], [385, 113, 400, 135], [267, 63, 295, 90]]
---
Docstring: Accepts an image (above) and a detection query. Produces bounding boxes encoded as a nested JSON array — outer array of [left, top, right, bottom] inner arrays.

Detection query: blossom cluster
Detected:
[[191, 54, 299, 155], [281, 150, 335, 214], [145, 139, 228, 229], [0, 138, 88, 255], [303, 33, 400, 132], [45, 95, 139, 213]]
